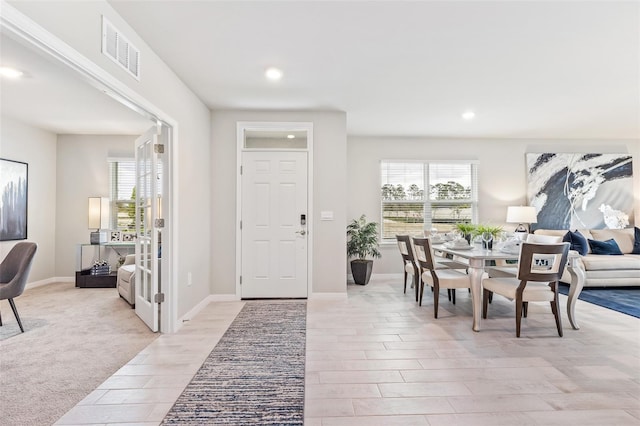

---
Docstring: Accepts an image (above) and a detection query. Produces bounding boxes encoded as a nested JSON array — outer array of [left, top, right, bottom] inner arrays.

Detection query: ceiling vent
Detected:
[[101, 16, 140, 80]]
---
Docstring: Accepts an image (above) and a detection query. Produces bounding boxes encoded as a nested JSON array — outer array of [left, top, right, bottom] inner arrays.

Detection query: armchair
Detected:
[[117, 254, 136, 307]]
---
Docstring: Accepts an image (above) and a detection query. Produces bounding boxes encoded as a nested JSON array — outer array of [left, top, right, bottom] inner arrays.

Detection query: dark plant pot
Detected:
[[351, 260, 373, 285], [464, 233, 472, 245], [482, 240, 493, 250]]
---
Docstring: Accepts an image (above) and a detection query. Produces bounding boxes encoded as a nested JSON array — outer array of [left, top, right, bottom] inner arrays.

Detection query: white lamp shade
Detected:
[[506, 206, 537, 224], [88, 197, 110, 230]]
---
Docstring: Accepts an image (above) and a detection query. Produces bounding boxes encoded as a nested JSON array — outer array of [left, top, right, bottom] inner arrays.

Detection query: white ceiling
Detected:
[[0, 32, 152, 135], [1, 1, 638, 139], [109, 0, 639, 139]]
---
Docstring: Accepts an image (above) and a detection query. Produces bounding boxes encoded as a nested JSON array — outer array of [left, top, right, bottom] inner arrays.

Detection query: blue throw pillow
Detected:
[[633, 227, 640, 254], [588, 238, 623, 255], [563, 230, 588, 256]]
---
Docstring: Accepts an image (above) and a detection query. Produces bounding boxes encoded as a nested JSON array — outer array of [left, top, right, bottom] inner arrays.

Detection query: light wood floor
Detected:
[[56, 275, 640, 425]]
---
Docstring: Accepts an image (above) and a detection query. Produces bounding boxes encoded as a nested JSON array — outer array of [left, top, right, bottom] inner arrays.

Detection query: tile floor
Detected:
[[56, 275, 640, 425]]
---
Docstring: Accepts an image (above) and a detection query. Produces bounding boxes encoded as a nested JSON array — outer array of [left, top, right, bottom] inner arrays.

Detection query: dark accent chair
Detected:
[[482, 242, 569, 337], [0, 242, 38, 333]]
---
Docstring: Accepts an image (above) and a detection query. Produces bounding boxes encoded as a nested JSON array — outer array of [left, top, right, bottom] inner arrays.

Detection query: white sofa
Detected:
[[534, 228, 640, 287], [117, 254, 136, 306]]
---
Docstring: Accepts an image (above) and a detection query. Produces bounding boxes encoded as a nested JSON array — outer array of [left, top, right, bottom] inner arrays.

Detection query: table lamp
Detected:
[[88, 197, 109, 244], [506, 206, 537, 234]]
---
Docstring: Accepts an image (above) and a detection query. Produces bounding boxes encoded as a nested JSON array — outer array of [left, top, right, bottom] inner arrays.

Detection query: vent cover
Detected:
[[102, 16, 140, 80]]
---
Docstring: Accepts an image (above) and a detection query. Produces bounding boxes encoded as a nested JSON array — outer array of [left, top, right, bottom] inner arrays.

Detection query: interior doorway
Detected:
[[1, 5, 175, 332]]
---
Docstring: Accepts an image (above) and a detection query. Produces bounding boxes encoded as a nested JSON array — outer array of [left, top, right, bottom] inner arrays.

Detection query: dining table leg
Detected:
[[468, 258, 485, 332], [566, 261, 586, 330]]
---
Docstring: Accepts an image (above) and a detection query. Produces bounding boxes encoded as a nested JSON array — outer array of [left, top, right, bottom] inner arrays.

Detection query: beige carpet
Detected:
[[0, 281, 158, 426]]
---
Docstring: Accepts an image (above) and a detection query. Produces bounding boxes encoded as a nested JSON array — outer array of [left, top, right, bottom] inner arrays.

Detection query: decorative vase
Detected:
[[482, 240, 493, 250], [351, 260, 373, 285]]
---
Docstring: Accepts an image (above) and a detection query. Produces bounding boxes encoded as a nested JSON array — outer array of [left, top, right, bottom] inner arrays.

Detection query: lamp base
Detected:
[[90, 231, 107, 245], [514, 223, 529, 233]]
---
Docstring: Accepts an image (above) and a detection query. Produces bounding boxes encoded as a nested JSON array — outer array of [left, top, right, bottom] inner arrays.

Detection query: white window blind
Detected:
[[109, 158, 136, 231], [380, 161, 478, 240]]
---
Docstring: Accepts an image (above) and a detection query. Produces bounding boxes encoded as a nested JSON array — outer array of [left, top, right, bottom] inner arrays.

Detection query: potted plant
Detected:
[[347, 215, 381, 285], [455, 223, 476, 244], [473, 224, 504, 249]]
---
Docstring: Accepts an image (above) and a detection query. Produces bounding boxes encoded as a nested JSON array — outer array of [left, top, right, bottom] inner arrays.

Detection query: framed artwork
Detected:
[[0, 158, 28, 241], [110, 231, 122, 242], [526, 153, 634, 230], [121, 232, 136, 242]]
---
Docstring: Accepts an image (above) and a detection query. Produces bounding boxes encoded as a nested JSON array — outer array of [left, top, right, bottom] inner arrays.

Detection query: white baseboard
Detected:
[[174, 294, 239, 331], [27, 277, 74, 289]]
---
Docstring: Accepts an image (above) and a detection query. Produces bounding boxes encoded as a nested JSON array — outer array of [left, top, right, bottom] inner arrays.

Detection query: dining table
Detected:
[[433, 242, 585, 332]]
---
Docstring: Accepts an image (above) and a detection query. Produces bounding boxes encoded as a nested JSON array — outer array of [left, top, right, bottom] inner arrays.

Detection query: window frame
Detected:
[[108, 157, 137, 232], [380, 160, 478, 242]]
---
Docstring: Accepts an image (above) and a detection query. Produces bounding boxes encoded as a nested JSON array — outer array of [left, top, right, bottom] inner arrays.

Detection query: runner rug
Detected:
[[162, 300, 306, 425]]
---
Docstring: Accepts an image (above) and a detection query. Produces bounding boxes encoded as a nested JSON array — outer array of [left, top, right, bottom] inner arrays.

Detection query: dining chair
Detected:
[[0, 242, 38, 333], [489, 233, 563, 278], [395, 235, 420, 301], [412, 237, 472, 318], [482, 242, 569, 337]]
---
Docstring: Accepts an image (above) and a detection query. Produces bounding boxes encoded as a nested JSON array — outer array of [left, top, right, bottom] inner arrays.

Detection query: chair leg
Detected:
[[0, 307, 3, 326], [403, 270, 408, 294], [447, 289, 452, 301], [418, 279, 424, 306], [8, 298, 24, 333], [551, 299, 563, 337], [482, 290, 490, 319], [515, 297, 522, 338], [452, 289, 456, 305], [523, 302, 528, 317], [433, 284, 439, 319]]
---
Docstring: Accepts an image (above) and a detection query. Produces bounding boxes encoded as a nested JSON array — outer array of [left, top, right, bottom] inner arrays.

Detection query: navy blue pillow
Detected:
[[588, 238, 623, 255], [563, 230, 588, 256], [633, 227, 640, 255]]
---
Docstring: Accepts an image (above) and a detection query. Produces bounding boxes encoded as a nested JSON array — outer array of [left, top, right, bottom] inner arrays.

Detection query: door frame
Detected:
[[236, 121, 314, 299], [2, 4, 177, 332]]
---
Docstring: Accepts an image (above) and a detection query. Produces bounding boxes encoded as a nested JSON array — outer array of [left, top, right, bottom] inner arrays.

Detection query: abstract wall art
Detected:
[[526, 153, 634, 230], [0, 158, 28, 241]]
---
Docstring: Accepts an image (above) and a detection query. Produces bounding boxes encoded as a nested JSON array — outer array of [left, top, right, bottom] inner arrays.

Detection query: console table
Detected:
[[75, 242, 135, 288]]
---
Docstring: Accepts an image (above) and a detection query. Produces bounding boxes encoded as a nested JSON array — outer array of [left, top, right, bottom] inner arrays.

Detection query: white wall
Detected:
[[10, 1, 213, 319], [348, 136, 640, 274], [55, 134, 135, 276], [0, 117, 57, 282], [210, 110, 348, 296]]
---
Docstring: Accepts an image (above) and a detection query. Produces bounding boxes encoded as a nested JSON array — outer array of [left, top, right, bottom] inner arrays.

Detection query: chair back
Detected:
[[0, 242, 38, 300], [517, 242, 569, 282], [412, 237, 436, 271], [395, 235, 415, 262]]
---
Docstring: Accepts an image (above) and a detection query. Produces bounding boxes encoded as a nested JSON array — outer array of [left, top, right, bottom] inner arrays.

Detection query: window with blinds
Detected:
[[109, 158, 136, 231], [380, 161, 478, 240]]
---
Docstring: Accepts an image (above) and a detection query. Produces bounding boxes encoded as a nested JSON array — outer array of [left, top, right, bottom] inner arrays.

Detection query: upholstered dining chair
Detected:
[[482, 242, 569, 337], [396, 235, 420, 301], [412, 237, 472, 318], [0, 242, 38, 333]]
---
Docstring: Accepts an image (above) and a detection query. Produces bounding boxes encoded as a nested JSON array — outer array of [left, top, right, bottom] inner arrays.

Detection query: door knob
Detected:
[[295, 230, 307, 236]]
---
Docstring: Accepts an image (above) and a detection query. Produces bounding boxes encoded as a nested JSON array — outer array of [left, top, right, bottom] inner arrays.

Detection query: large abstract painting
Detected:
[[527, 153, 634, 230], [0, 158, 28, 241]]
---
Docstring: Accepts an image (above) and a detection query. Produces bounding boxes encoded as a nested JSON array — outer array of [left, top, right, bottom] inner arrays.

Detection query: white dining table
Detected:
[[434, 243, 585, 332]]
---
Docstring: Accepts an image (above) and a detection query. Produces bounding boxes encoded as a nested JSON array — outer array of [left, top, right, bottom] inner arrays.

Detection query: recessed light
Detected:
[[462, 111, 475, 120], [287, 134, 295, 139], [0, 67, 24, 79], [265, 67, 283, 81]]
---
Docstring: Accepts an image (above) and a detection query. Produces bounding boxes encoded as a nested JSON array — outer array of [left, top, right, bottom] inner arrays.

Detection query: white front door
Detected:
[[241, 151, 308, 298], [134, 126, 162, 331]]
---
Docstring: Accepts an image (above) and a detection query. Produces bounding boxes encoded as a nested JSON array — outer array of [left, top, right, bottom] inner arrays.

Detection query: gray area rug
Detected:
[[0, 282, 157, 426], [162, 300, 306, 425]]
